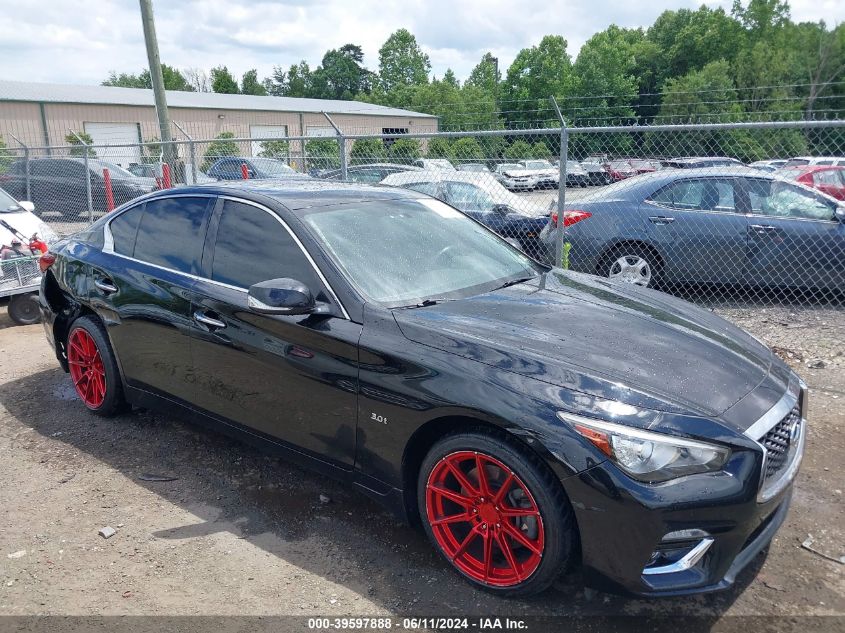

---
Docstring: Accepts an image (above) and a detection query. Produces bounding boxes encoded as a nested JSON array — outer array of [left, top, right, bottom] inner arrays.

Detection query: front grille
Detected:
[[760, 405, 801, 481]]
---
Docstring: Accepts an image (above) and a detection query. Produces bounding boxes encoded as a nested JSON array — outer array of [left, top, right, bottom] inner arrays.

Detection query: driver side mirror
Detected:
[[492, 204, 511, 216], [836, 205, 845, 222], [248, 278, 316, 315], [18, 200, 35, 213]]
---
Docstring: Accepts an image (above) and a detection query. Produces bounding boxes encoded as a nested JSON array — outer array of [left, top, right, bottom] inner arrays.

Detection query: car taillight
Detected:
[[39, 252, 56, 273], [550, 210, 592, 227]]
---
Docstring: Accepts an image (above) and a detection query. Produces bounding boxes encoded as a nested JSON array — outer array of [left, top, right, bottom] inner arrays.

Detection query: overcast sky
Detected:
[[2, 0, 844, 87]]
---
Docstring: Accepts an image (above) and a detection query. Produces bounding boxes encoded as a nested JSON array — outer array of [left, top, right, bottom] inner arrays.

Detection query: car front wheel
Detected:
[[418, 431, 574, 596]]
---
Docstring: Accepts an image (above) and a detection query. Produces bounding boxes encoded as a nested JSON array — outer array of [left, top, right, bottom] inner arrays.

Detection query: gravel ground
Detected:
[[0, 302, 842, 626]]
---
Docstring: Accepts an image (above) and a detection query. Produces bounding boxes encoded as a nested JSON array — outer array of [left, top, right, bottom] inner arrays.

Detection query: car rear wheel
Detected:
[[67, 316, 127, 416], [8, 293, 41, 325], [600, 245, 660, 288], [418, 431, 574, 596]]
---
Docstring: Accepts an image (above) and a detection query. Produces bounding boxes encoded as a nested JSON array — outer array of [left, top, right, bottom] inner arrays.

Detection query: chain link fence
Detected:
[[1, 119, 843, 315]]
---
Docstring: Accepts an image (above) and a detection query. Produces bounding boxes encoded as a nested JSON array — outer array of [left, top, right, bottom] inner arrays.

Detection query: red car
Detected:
[[603, 159, 659, 181], [777, 165, 845, 200]]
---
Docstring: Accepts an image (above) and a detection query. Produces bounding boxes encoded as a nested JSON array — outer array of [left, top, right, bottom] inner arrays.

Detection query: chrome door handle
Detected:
[[193, 310, 226, 330], [648, 216, 675, 225], [749, 224, 777, 235], [94, 279, 118, 294]]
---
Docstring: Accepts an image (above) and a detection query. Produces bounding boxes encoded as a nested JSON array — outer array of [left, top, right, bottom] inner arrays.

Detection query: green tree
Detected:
[[426, 137, 452, 158], [103, 64, 194, 91], [264, 61, 313, 97], [732, 0, 790, 39], [305, 138, 341, 170], [350, 138, 386, 164], [201, 132, 239, 170], [387, 138, 422, 163], [240, 69, 267, 95], [211, 66, 239, 94], [530, 141, 550, 159], [310, 44, 374, 100], [0, 135, 13, 173], [451, 137, 484, 162], [466, 52, 501, 95], [503, 140, 532, 160], [65, 131, 97, 157], [258, 139, 290, 159], [378, 29, 431, 93], [501, 35, 576, 128]]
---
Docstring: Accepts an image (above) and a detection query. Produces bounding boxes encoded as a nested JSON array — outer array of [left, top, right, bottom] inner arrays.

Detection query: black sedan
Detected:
[[39, 181, 805, 598]]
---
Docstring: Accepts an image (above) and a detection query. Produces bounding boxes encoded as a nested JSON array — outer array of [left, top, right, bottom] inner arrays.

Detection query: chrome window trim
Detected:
[[102, 192, 350, 320]]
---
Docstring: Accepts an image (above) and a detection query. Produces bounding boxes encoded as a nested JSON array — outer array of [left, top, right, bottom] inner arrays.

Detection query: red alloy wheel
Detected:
[[425, 451, 545, 587], [67, 328, 107, 409]]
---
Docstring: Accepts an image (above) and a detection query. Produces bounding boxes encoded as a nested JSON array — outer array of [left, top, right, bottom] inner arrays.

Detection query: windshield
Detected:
[[251, 158, 296, 176], [523, 160, 552, 169], [301, 198, 539, 306], [88, 160, 136, 178], [0, 187, 23, 213]]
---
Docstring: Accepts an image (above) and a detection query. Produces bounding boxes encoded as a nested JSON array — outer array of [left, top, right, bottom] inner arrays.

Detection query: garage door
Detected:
[[250, 125, 289, 157], [83, 122, 142, 167]]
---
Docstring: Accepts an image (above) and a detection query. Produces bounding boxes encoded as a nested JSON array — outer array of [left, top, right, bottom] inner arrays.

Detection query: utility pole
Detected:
[[139, 0, 175, 168]]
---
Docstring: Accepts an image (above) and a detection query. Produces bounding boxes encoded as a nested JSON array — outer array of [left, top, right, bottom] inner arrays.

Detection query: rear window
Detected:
[[109, 204, 144, 255]]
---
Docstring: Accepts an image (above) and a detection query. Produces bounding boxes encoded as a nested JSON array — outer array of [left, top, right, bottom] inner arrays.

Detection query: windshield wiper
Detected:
[[403, 298, 455, 308], [495, 275, 536, 290]]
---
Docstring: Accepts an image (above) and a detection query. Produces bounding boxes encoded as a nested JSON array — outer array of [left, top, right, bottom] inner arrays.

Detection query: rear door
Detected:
[[812, 169, 845, 201], [741, 177, 845, 291], [187, 197, 361, 466], [643, 177, 749, 283], [91, 194, 214, 402]]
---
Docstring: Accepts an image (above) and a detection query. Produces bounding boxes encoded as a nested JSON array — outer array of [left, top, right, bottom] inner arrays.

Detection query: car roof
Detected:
[[781, 164, 845, 173], [189, 179, 422, 210]]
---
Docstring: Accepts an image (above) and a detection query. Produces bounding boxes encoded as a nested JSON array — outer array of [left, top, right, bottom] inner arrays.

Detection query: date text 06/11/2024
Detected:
[[307, 617, 528, 630]]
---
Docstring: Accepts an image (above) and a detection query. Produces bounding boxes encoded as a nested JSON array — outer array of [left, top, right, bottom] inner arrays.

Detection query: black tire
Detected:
[[8, 293, 41, 325], [598, 243, 662, 288], [418, 430, 575, 597], [67, 315, 127, 417]]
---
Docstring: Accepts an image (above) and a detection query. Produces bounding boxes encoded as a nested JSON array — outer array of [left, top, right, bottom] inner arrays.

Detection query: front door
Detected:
[[188, 198, 361, 466]]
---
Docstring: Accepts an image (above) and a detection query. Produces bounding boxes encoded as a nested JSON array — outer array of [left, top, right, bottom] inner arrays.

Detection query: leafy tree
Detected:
[[503, 140, 532, 160], [0, 135, 13, 173], [310, 44, 374, 100], [65, 131, 97, 157], [305, 138, 341, 170], [240, 69, 267, 95], [201, 132, 239, 170], [387, 138, 422, 162], [732, 0, 790, 39], [466, 52, 501, 95], [500, 35, 576, 128], [103, 64, 194, 91], [788, 21, 845, 120], [211, 66, 239, 94], [378, 29, 431, 92], [451, 137, 484, 162], [350, 138, 386, 164], [426, 137, 452, 158], [258, 139, 290, 159], [530, 141, 551, 159], [264, 61, 313, 97]]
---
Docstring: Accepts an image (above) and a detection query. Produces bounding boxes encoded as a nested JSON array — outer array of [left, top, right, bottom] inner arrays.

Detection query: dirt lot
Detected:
[[0, 303, 842, 625]]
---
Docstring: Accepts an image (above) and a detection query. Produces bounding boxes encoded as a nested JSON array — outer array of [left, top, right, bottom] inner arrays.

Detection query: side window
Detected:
[[814, 170, 841, 187], [133, 197, 211, 273], [405, 181, 441, 198], [211, 200, 324, 294], [350, 169, 383, 184], [444, 182, 495, 213], [650, 179, 736, 211], [745, 179, 835, 221], [109, 205, 144, 256]]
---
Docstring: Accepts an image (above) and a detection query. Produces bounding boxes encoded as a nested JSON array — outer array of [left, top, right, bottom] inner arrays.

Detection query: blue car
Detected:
[[541, 167, 845, 292], [206, 157, 309, 181]]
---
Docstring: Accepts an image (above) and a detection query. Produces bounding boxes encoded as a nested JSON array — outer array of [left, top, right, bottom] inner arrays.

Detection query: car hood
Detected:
[[393, 270, 774, 419]]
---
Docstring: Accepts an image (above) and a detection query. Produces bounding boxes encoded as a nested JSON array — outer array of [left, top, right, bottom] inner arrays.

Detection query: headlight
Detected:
[[558, 412, 730, 482], [37, 222, 60, 245]]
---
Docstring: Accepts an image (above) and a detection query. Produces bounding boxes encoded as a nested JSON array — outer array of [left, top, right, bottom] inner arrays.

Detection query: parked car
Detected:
[[777, 165, 845, 200], [41, 179, 806, 598], [127, 163, 157, 178], [661, 157, 744, 169], [603, 159, 658, 181], [493, 163, 539, 191], [540, 167, 845, 293], [1, 157, 157, 217], [518, 159, 559, 189], [381, 170, 548, 261], [562, 160, 589, 187], [784, 156, 845, 168], [749, 159, 788, 172], [456, 163, 491, 173], [318, 163, 421, 184], [206, 157, 308, 181], [580, 161, 612, 186], [414, 158, 456, 171]]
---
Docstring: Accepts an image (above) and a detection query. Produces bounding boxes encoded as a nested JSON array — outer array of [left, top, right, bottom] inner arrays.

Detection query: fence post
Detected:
[[69, 130, 93, 223], [173, 121, 196, 185], [103, 168, 115, 211], [322, 112, 347, 180], [550, 97, 568, 268], [9, 134, 31, 202]]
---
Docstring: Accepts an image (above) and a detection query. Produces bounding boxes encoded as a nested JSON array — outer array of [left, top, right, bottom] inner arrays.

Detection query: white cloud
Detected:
[[0, 0, 843, 85]]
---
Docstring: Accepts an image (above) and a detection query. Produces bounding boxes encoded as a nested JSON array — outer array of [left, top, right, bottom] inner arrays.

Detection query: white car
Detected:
[[414, 158, 456, 171], [493, 163, 540, 191], [785, 156, 845, 167], [0, 188, 59, 251], [517, 159, 559, 189]]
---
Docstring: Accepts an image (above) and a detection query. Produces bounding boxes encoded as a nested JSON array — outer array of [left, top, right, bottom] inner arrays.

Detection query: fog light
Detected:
[[642, 537, 714, 576]]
